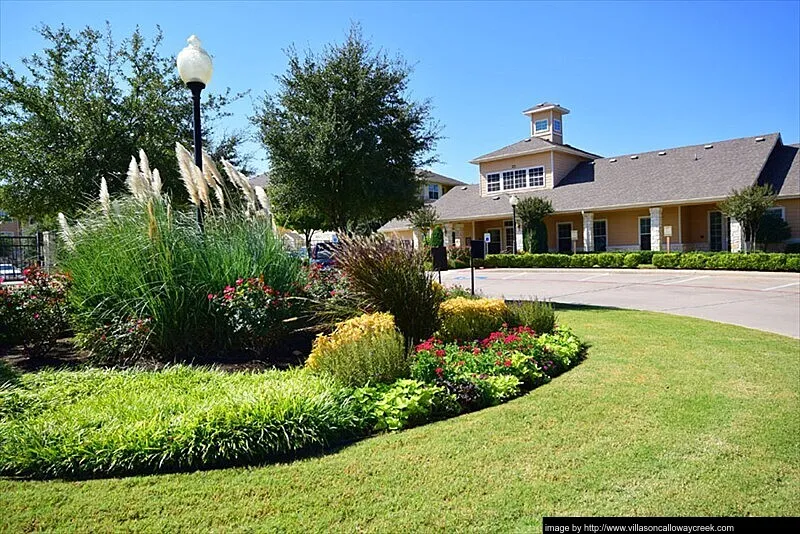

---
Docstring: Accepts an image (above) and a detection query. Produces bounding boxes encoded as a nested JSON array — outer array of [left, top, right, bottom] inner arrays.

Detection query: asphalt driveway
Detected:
[[440, 268, 800, 338]]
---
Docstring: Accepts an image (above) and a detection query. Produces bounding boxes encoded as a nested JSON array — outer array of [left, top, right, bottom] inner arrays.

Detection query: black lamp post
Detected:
[[177, 35, 213, 229], [509, 195, 519, 254]]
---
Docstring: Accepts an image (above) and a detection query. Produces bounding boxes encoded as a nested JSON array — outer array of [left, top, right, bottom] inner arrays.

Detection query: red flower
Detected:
[[504, 359, 512, 367], [435, 367, 444, 377], [472, 347, 481, 355], [207, 293, 215, 300], [435, 349, 446, 358]]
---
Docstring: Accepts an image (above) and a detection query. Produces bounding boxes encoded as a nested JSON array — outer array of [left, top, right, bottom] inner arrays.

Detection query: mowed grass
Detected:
[[2, 308, 798, 532]]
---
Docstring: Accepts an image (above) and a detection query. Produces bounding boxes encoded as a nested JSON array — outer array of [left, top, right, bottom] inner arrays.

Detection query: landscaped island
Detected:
[[0, 147, 585, 479]]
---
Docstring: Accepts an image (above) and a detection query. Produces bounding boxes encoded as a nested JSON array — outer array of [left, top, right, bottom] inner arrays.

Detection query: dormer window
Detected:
[[534, 119, 549, 133], [553, 119, 562, 133], [427, 183, 440, 200]]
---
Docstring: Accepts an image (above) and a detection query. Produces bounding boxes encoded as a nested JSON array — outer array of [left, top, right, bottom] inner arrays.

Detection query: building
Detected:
[[379, 102, 800, 253]]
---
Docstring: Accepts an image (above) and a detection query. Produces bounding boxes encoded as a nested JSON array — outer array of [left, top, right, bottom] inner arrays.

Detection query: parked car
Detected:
[[0, 263, 22, 279], [311, 242, 337, 268]]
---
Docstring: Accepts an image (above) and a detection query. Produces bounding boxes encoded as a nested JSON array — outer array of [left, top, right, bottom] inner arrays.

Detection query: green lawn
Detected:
[[2, 308, 798, 532]]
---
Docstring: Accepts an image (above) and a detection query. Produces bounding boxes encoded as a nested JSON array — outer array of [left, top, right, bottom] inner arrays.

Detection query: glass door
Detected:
[[639, 217, 651, 251], [593, 220, 607, 252], [557, 223, 572, 253]]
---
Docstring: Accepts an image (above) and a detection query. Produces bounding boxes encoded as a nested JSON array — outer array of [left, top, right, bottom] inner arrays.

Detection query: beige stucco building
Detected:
[[380, 102, 800, 253]]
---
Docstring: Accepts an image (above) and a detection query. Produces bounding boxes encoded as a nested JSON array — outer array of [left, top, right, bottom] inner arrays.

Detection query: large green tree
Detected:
[[253, 25, 440, 232], [718, 184, 777, 253], [0, 24, 249, 223]]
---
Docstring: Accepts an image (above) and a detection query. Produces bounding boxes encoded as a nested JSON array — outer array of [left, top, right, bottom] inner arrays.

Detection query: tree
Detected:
[[430, 226, 444, 248], [516, 197, 554, 253], [0, 24, 249, 223], [253, 25, 440, 232], [269, 181, 326, 258], [410, 205, 439, 243], [756, 212, 791, 251], [718, 184, 777, 253]]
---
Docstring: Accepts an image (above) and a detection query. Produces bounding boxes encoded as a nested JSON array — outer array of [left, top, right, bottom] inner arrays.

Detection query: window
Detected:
[[709, 211, 724, 251], [487, 173, 500, 192], [557, 223, 572, 253], [514, 169, 527, 189], [529, 167, 545, 187], [553, 119, 562, 133], [534, 119, 549, 132], [427, 184, 440, 200], [639, 217, 651, 251], [765, 207, 785, 220], [502, 171, 514, 190], [593, 220, 607, 252]]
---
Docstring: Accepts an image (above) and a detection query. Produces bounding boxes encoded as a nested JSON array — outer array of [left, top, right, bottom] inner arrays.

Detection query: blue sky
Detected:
[[1, 0, 798, 183]]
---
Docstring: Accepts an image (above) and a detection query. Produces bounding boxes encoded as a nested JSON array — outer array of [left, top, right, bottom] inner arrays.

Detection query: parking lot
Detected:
[[440, 268, 800, 338]]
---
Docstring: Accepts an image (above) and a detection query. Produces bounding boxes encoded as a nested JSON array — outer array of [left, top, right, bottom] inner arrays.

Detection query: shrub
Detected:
[[678, 252, 711, 269], [653, 253, 682, 269], [443, 285, 479, 300], [447, 246, 471, 269], [438, 297, 508, 342], [209, 277, 299, 349], [353, 379, 443, 431], [505, 299, 556, 335], [0, 266, 71, 356], [74, 316, 153, 364], [0, 367, 364, 478], [307, 313, 408, 387], [570, 254, 597, 268], [430, 226, 444, 248], [623, 252, 643, 268], [335, 236, 443, 344]]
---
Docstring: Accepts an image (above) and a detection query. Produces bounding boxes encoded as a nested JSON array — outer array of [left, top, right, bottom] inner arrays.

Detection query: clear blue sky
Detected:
[[1, 0, 798, 183]]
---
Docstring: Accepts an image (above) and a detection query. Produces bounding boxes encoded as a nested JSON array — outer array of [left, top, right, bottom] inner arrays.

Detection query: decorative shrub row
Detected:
[[0, 323, 585, 479], [483, 251, 800, 272]]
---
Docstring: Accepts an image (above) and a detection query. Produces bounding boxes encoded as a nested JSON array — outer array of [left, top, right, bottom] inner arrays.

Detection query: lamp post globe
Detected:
[[509, 195, 519, 254], [177, 35, 213, 229]]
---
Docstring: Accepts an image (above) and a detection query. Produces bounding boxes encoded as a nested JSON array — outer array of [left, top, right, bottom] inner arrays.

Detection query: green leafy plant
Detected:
[[74, 316, 153, 364], [354, 379, 443, 431], [718, 184, 778, 253], [505, 299, 556, 335], [430, 226, 444, 248], [0, 266, 71, 357], [438, 297, 508, 342], [516, 197, 554, 253]]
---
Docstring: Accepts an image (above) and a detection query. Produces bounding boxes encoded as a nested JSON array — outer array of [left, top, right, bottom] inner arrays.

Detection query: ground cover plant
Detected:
[[1, 308, 796, 531]]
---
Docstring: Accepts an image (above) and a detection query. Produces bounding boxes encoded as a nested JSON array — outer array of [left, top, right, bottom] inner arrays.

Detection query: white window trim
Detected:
[[534, 119, 549, 133], [553, 119, 562, 134], [766, 206, 786, 220], [427, 183, 440, 200], [485, 165, 546, 193], [593, 218, 608, 251]]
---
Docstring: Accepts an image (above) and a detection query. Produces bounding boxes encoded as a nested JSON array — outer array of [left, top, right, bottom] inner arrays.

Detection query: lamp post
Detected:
[[509, 195, 519, 254], [176, 35, 213, 229]]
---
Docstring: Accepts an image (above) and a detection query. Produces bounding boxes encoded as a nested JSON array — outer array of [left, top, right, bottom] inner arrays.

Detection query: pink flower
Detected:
[[435, 367, 444, 377], [435, 349, 446, 358], [207, 293, 215, 300]]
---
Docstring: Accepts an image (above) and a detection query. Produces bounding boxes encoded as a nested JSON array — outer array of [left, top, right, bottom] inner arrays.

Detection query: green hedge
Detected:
[[484, 251, 800, 272]]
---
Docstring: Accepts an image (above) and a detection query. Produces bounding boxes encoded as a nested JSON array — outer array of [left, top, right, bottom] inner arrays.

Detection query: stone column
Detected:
[[515, 221, 524, 253], [649, 207, 662, 252], [582, 212, 594, 252], [729, 219, 743, 252]]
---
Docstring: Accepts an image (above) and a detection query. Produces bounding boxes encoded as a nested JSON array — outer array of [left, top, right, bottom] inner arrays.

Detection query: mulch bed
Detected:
[[1, 329, 316, 374]]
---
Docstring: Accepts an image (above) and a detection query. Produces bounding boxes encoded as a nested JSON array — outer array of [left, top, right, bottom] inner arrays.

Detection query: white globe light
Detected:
[[509, 195, 519, 206], [176, 35, 213, 85]]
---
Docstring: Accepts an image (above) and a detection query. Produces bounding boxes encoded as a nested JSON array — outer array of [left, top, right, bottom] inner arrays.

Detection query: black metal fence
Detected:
[[0, 234, 44, 281]]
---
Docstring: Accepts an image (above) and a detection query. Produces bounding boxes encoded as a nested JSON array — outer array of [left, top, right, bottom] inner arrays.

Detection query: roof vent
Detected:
[[704, 144, 713, 149], [755, 137, 765, 142], [524, 138, 531, 143], [492, 196, 500, 200], [588, 161, 595, 165], [630, 155, 639, 160], [609, 158, 617, 163], [461, 186, 468, 190], [658, 151, 667, 156]]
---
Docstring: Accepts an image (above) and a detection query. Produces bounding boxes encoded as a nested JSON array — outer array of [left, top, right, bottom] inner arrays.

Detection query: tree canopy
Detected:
[[0, 24, 249, 224], [516, 196, 554, 253], [253, 25, 440, 232], [410, 205, 439, 238], [718, 184, 777, 253]]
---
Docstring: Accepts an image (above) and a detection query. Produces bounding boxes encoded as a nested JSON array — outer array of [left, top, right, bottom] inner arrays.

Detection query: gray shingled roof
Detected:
[[417, 169, 466, 187], [759, 143, 799, 197], [399, 133, 788, 226], [470, 137, 599, 163]]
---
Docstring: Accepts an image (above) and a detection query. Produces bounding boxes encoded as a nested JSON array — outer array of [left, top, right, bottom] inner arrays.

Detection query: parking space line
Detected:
[[660, 275, 709, 285], [761, 281, 800, 292], [578, 273, 612, 282], [500, 272, 529, 280]]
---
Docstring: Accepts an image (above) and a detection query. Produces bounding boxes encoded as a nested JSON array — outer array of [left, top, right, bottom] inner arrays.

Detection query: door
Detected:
[[639, 217, 651, 251], [488, 228, 502, 255], [504, 220, 514, 253], [557, 223, 572, 253], [709, 211, 723, 251]]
